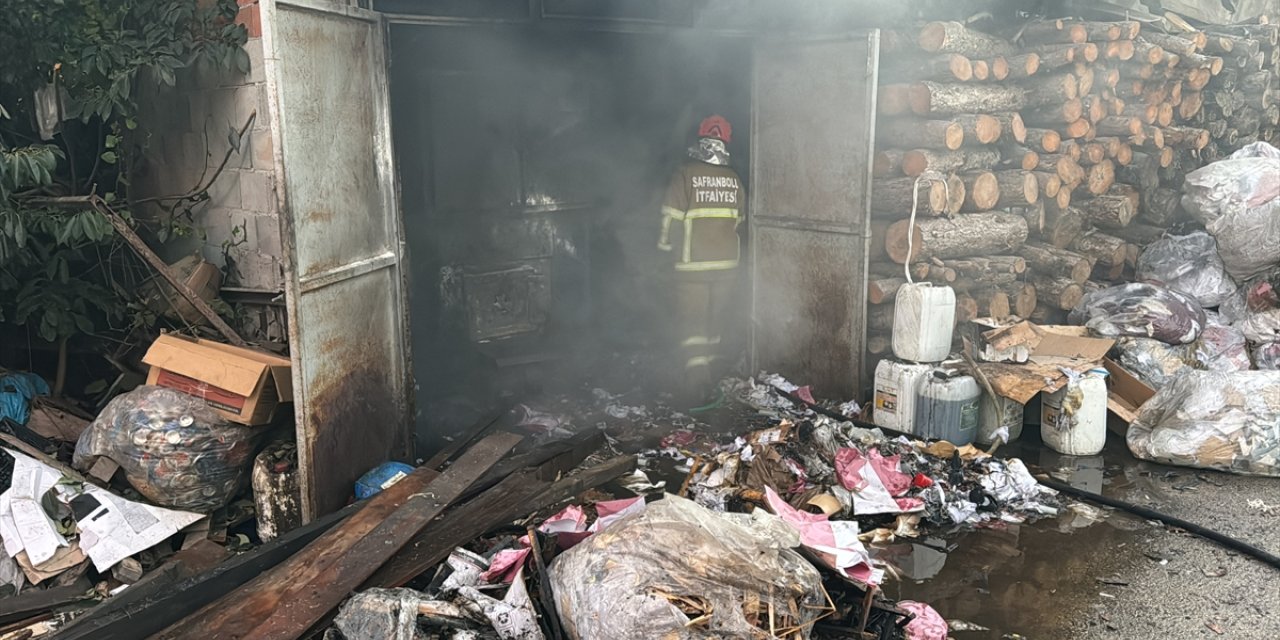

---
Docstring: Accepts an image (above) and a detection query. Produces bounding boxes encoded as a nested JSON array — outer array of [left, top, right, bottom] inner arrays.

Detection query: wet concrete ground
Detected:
[[883, 437, 1280, 639]]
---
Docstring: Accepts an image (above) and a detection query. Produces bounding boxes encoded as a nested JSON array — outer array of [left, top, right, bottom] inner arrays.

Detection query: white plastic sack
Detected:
[[1181, 142, 1280, 281], [1135, 232, 1235, 307], [549, 495, 826, 640], [1128, 370, 1280, 476]]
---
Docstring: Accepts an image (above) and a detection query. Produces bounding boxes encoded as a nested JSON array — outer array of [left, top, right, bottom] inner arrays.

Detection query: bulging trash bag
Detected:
[[550, 495, 827, 640], [1112, 338, 1195, 389], [74, 386, 260, 512], [1219, 277, 1280, 344], [1194, 315, 1252, 373], [1181, 142, 1280, 281], [1254, 342, 1280, 370], [1069, 283, 1205, 345], [1135, 232, 1235, 307], [1128, 370, 1280, 476]]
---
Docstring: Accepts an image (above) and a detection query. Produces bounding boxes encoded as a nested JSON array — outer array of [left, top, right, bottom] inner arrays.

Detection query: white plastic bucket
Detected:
[[892, 283, 956, 363], [1041, 368, 1109, 455]]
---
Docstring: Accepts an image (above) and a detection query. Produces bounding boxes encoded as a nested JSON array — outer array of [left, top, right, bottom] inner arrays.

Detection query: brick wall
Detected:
[[132, 35, 283, 292]]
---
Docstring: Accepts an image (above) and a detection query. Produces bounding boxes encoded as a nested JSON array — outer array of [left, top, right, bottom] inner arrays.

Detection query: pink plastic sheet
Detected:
[[765, 487, 880, 585]]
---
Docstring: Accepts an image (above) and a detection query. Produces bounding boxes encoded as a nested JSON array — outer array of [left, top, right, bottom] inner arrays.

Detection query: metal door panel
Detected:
[[749, 34, 878, 398], [263, 0, 410, 519]]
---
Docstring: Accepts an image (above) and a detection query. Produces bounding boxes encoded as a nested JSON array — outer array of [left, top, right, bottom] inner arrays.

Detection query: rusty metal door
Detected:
[[749, 33, 879, 399], [262, 0, 410, 519]]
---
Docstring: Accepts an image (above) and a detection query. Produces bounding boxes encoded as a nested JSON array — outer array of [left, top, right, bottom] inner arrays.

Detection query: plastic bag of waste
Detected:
[[1194, 314, 1252, 373], [1111, 338, 1195, 389], [0, 372, 49, 426], [74, 386, 260, 512], [550, 495, 827, 640], [1069, 282, 1205, 345], [1135, 232, 1235, 307], [1127, 370, 1280, 476], [1219, 275, 1280, 344], [1254, 342, 1280, 370], [1181, 142, 1280, 281]]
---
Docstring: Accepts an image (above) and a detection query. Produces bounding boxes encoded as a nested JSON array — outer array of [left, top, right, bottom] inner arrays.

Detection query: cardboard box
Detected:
[[1103, 357, 1156, 437], [143, 334, 293, 426]]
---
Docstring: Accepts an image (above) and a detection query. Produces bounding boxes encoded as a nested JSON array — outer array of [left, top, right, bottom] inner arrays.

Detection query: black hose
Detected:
[[1037, 475, 1280, 570]]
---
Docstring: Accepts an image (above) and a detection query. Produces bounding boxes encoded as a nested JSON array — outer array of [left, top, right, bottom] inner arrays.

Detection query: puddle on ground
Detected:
[[880, 436, 1166, 638]]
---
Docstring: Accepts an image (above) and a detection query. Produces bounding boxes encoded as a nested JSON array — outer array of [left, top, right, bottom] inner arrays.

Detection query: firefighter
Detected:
[[659, 115, 745, 404]]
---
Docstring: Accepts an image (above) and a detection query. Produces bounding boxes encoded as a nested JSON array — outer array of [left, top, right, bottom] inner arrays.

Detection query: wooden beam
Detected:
[[365, 454, 638, 590], [155, 433, 522, 640]]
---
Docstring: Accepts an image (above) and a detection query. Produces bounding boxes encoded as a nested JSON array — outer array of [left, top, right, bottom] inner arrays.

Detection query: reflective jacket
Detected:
[[659, 161, 745, 272]]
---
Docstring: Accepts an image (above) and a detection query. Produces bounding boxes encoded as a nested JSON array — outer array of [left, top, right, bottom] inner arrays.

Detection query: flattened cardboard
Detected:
[[143, 334, 292, 425], [979, 326, 1115, 404]]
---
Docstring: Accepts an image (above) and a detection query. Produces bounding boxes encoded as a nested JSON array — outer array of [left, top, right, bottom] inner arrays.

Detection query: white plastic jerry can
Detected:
[[892, 282, 956, 363], [913, 370, 981, 445], [1041, 368, 1109, 456], [978, 393, 1025, 446], [872, 359, 934, 433]]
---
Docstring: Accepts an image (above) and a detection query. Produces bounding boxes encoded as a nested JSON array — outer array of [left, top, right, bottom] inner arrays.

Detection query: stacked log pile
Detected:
[[865, 18, 1280, 364]]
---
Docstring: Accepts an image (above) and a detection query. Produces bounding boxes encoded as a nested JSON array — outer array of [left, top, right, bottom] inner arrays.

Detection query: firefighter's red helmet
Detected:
[[697, 115, 732, 144]]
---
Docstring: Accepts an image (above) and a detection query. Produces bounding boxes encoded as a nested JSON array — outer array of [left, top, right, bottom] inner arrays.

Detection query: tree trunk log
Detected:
[[990, 112, 1027, 143], [1121, 102, 1158, 124], [951, 271, 1019, 293], [1037, 153, 1083, 183], [878, 118, 966, 150], [902, 148, 1001, 176], [1020, 242, 1094, 284], [1101, 221, 1167, 245], [972, 287, 1013, 318], [873, 176, 954, 215], [1071, 230, 1128, 266], [1082, 94, 1108, 123], [1058, 119, 1091, 139], [1133, 40, 1168, 66], [1096, 116, 1143, 136], [1025, 128, 1062, 153], [954, 114, 1003, 144], [910, 81, 1028, 115], [1033, 171, 1062, 198], [1105, 40, 1136, 61], [919, 22, 1016, 56], [1028, 274, 1085, 310], [960, 171, 1000, 212], [1078, 194, 1135, 227], [972, 59, 990, 81], [1163, 125, 1210, 149], [873, 149, 904, 177], [940, 255, 1027, 278], [954, 294, 980, 324], [1055, 186, 1073, 210], [886, 54, 975, 81], [885, 212, 1029, 263], [1023, 74, 1079, 105], [879, 84, 914, 116], [1079, 159, 1115, 195], [989, 56, 1010, 80], [993, 170, 1040, 206], [1025, 45, 1077, 69], [1013, 201, 1045, 237], [1022, 99, 1084, 126], [1076, 66, 1096, 96], [999, 143, 1040, 170], [868, 277, 908, 304], [1040, 202, 1086, 249], [1021, 20, 1088, 44], [1140, 33, 1196, 57], [1005, 281, 1038, 318], [1117, 150, 1159, 191]]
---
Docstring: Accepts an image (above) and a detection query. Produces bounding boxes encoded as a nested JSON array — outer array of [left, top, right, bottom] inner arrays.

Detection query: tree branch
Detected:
[[129, 111, 255, 207]]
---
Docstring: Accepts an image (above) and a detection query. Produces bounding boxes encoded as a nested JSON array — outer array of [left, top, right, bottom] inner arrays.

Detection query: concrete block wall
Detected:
[[132, 18, 282, 293]]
